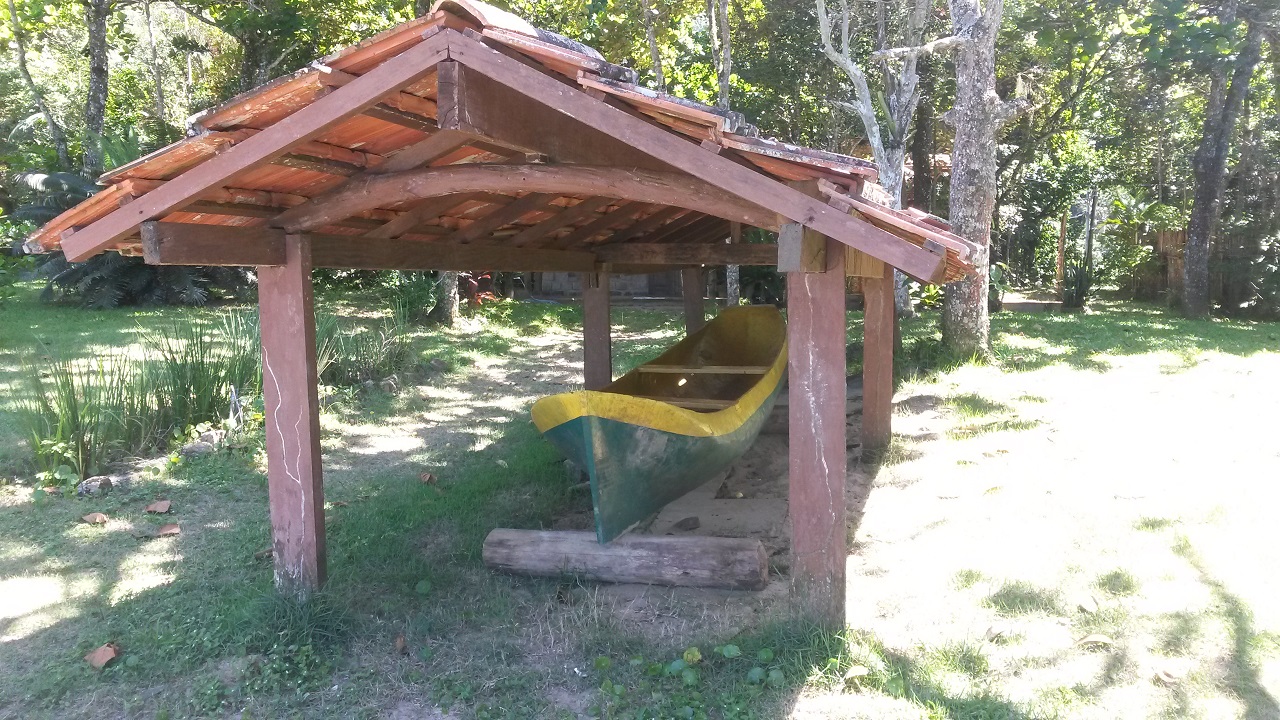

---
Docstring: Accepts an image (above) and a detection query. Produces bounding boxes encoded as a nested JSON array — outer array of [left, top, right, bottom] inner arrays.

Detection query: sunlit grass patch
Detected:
[[985, 580, 1063, 616], [1096, 569, 1140, 596], [948, 417, 1043, 440], [953, 568, 986, 590], [1136, 516, 1176, 532], [930, 641, 990, 677], [944, 392, 1014, 419]]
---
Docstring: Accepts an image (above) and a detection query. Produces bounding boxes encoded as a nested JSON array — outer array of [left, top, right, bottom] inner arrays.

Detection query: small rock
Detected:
[[672, 516, 701, 531], [198, 429, 226, 446], [76, 476, 113, 497], [179, 441, 215, 457]]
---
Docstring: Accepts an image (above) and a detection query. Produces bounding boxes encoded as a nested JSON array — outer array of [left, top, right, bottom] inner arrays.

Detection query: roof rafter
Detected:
[[60, 29, 454, 262], [443, 29, 946, 281]]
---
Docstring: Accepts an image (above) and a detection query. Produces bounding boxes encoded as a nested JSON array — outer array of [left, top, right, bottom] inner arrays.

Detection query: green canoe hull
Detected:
[[542, 381, 782, 543]]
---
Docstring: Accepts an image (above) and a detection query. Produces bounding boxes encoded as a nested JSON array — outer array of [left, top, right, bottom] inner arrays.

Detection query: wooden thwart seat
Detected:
[[635, 395, 735, 410], [636, 364, 771, 375]]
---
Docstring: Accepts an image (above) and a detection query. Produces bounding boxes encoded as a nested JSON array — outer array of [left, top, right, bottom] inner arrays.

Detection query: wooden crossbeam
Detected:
[[61, 31, 453, 262], [140, 222, 595, 272], [595, 243, 776, 266], [443, 30, 946, 282], [272, 164, 779, 233], [637, 365, 770, 375], [636, 396, 733, 410], [437, 60, 668, 171]]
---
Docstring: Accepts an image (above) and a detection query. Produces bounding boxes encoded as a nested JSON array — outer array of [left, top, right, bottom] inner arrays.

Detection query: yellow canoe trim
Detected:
[[531, 335, 788, 439]]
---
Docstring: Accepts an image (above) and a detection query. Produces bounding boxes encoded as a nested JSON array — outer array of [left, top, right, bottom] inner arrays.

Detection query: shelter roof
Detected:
[[26, 0, 975, 282]]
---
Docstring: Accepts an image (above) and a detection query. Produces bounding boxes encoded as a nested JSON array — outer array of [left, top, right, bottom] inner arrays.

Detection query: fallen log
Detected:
[[482, 529, 769, 590]]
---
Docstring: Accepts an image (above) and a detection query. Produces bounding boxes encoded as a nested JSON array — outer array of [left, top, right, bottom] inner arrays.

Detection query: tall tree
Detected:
[[81, 0, 113, 177], [938, 0, 1025, 355], [707, 0, 740, 306], [5, 0, 71, 169], [1183, 7, 1265, 317], [816, 0, 933, 316], [639, 0, 664, 89]]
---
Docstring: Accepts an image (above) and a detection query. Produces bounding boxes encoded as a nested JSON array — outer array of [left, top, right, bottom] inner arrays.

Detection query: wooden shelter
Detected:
[[28, 0, 976, 627]]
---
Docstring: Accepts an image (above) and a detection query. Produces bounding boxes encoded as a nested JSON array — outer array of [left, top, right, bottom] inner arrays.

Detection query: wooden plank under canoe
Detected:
[[531, 305, 787, 543]]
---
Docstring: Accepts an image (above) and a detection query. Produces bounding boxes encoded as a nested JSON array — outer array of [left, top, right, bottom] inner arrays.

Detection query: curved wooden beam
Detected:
[[271, 164, 779, 233]]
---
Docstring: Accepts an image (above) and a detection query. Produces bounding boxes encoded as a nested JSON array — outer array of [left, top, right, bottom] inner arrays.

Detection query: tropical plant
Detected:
[[1061, 263, 1093, 309]]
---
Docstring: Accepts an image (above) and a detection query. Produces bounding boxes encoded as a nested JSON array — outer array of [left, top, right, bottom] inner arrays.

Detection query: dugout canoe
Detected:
[[531, 305, 787, 543]]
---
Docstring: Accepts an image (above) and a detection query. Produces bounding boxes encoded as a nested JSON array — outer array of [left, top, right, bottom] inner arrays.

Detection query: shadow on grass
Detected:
[[1173, 535, 1280, 720], [886, 298, 1280, 377]]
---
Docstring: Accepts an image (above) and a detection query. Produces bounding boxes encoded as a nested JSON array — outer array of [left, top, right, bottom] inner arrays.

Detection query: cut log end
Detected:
[[482, 529, 769, 591]]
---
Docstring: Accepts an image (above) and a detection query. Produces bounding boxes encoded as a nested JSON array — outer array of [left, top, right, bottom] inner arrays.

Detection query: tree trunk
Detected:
[[910, 59, 935, 215], [428, 271, 460, 326], [7, 0, 70, 170], [82, 0, 111, 178], [715, 0, 731, 111], [941, 0, 1010, 358], [639, 0, 664, 89], [143, 0, 166, 127], [1055, 209, 1067, 298], [1183, 18, 1263, 318]]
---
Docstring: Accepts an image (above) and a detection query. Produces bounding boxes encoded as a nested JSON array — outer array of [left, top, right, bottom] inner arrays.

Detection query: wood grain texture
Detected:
[[778, 222, 826, 273], [258, 233, 327, 599], [445, 29, 942, 280], [582, 272, 612, 390], [786, 235, 847, 628], [861, 274, 894, 451], [482, 529, 769, 590]]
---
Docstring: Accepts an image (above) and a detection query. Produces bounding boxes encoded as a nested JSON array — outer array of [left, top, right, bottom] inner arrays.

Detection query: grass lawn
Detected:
[[1, 283, 1278, 719]]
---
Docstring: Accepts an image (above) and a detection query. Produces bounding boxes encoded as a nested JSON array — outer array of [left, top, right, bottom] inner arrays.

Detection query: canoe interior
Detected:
[[535, 305, 787, 543], [604, 305, 786, 412]]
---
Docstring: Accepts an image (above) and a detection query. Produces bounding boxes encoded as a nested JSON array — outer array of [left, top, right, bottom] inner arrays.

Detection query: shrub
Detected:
[[316, 308, 412, 386], [1062, 264, 1093, 309]]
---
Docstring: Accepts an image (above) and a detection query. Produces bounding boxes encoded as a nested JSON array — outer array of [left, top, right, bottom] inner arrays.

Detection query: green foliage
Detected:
[[1061, 263, 1093, 309], [315, 308, 412, 386]]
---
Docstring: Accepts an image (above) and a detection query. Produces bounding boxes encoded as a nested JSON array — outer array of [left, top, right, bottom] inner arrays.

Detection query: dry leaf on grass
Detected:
[[144, 500, 171, 514], [157, 524, 181, 536], [82, 512, 108, 525], [85, 643, 119, 669], [394, 634, 408, 655], [1077, 633, 1114, 647], [842, 665, 870, 686], [419, 473, 436, 485]]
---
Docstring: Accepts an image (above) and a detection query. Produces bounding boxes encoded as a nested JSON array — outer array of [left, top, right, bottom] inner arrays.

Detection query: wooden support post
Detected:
[[582, 272, 612, 390], [681, 267, 705, 335], [862, 271, 895, 452], [786, 235, 847, 628], [258, 233, 326, 599]]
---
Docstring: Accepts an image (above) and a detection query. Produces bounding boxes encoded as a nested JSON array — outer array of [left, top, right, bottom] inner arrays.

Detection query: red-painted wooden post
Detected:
[[861, 274, 895, 452], [258, 232, 326, 599], [582, 272, 612, 390], [681, 267, 706, 335], [786, 235, 848, 628]]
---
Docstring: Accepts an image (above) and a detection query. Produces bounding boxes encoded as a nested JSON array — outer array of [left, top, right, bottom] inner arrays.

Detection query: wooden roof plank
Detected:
[[508, 196, 611, 247], [59, 31, 454, 262], [443, 192, 557, 244], [444, 30, 945, 282], [550, 201, 648, 249]]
